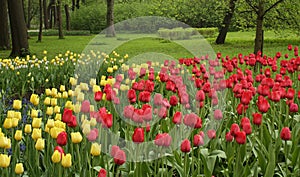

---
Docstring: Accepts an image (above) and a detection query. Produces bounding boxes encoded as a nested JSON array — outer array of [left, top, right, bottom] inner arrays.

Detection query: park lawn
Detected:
[[0, 30, 299, 59]]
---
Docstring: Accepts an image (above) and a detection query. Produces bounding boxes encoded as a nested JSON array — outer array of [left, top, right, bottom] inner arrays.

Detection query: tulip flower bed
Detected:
[[0, 45, 300, 177]]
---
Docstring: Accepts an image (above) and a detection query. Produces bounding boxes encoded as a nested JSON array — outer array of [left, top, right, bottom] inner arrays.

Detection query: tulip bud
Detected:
[[24, 124, 32, 133], [51, 150, 61, 163], [32, 118, 42, 128], [31, 128, 42, 140], [61, 153, 72, 168], [14, 130, 23, 141], [15, 163, 24, 174], [13, 100, 22, 110], [71, 132, 83, 144], [90, 143, 101, 156], [35, 138, 45, 151], [0, 154, 11, 168]]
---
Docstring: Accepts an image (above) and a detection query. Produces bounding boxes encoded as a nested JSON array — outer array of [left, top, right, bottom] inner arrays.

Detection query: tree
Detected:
[[7, 0, 30, 57], [43, 0, 49, 29], [106, 0, 116, 37], [245, 0, 284, 54], [65, 4, 71, 31], [216, 0, 238, 44], [0, 0, 10, 50], [57, 0, 64, 39], [38, 0, 43, 42]]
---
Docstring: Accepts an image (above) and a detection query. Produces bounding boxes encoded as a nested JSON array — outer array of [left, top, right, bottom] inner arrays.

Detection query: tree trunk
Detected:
[[254, 2, 264, 54], [38, 0, 43, 42], [43, 0, 49, 29], [65, 4, 71, 31], [215, 0, 237, 44], [27, 0, 31, 29], [0, 0, 10, 50], [106, 0, 116, 37], [72, 0, 75, 11], [57, 0, 64, 39], [7, 0, 30, 57], [48, 0, 56, 28], [76, 0, 80, 9]]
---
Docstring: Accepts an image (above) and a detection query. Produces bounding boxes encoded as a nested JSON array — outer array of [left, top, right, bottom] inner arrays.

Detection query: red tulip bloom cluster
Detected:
[[62, 108, 77, 127]]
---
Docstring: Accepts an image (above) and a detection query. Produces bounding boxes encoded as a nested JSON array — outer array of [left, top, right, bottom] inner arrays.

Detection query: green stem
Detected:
[[285, 141, 289, 176], [76, 144, 82, 172], [184, 153, 188, 177]]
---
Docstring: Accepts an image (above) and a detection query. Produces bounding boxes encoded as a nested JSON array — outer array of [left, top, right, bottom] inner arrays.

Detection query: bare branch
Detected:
[[263, 0, 285, 16], [245, 0, 259, 15]]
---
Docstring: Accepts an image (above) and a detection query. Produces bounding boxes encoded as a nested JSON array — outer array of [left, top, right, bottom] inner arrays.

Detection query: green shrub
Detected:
[[157, 27, 193, 40], [194, 27, 218, 38], [28, 29, 90, 36]]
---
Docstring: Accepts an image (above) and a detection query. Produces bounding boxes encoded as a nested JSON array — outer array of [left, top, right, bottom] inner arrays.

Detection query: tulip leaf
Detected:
[[265, 144, 275, 177], [93, 166, 102, 172], [209, 150, 227, 159]]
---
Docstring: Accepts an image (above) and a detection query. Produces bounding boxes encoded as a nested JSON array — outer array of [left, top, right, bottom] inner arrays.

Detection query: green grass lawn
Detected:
[[0, 31, 299, 59]]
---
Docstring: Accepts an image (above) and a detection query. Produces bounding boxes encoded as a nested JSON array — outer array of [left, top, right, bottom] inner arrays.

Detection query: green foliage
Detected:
[[157, 28, 194, 40], [195, 28, 219, 38], [28, 30, 91, 36]]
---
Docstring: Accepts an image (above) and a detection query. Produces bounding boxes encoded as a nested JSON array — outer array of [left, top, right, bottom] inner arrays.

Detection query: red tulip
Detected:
[[98, 168, 107, 177], [241, 90, 252, 105], [288, 44, 292, 51], [207, 129, 216, 139], [236, 103, 248, 115], [183, 113, 198, 128], [144, 80, 154, 92], [286, 88, 295, 99], [87, 128, 99, 142], [81, 100, 90, 113], [180, 139, 191, 153], [235, 131, 246, 144], [252, 113, 262, 126], [62, 108, 73, 124], [110, 145, 120, 157], [172, 111, 182, 124], [114, 149, 126, 165], [270, 91, 281, 102], [132, 128, 144, 143], [196, 90, 205, 102], [225, 132, 233, 142], [240, 117, 250, 127], [154, 133, 172, 147], [257, 96, 270, 113], [67, 115, 77, 127], [289, 103, 298, 112], [169, 95, 178, 106], [139, 91, 151, 103], [123, 105, 134, 119], [102, 113, 113, 128], [57, 131, 67, 146], [193, 134, 204, 146], [94, 91, 103, 102], [280, 127, 291, 140], [127, 89, 136, 103], [146, 123, 151, 132], [230, 123, 240, 136], [242, 123, 252, 135], [214, 109, 223, 120]]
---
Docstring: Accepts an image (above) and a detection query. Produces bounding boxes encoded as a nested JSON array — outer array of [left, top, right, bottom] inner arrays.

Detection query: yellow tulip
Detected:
[[51, 98, 57, 106], [56, 92, 62, 98], [54, 106, 61, 113], [82, 125, 91, 135], [50, 127, 64, 139], [60, 85, 65, 92], [71, 132, 83, 144], [45, 126, 50, 133], [113, 65, 118, 71], [55, 113, 62, 121], [51, 150, 61, 163], [73, 103, 80, 114], [0, 154, 11, 168], [90, 78, 96, 87], [45, 89, 51, 96], [4, 138, 11, 149], [51, 88, 58, 97], [120, 84, 129, 91], [107, 67, 113, 73], [102, 93, 106, 101], [93, 85, 101, 93], [46, 107, 53, 116], [14, 130, 23, 141], [30, 94, 39, 106], [14, 111, 21, 120], [31, 128, 42, 140], [13, 100, 22, 110], [100, 79, 107, 86], [15, 163, 24, 174], [44, 97, 51, 105], [77, 92, 84, 102], [3, 118, 12, 129], [62, 91, 68, 98], [80, 82, 89, 91], [90, 118, 97, 126], [0, 136, 9, 148], [47, 119, 55, 128], [69, 77, 77, 86], [31, 109, 39, 118], [24, 124, 32, 134], [12, 118, 19, 127], [32, 118, 42, 128], [61, 153, 72, 168], [7, 110, 15, 118], [35, 138, 45, 151], [65, 101, 73, 109], [68, 90, 73, 97], [90, 143, 101, 156]]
